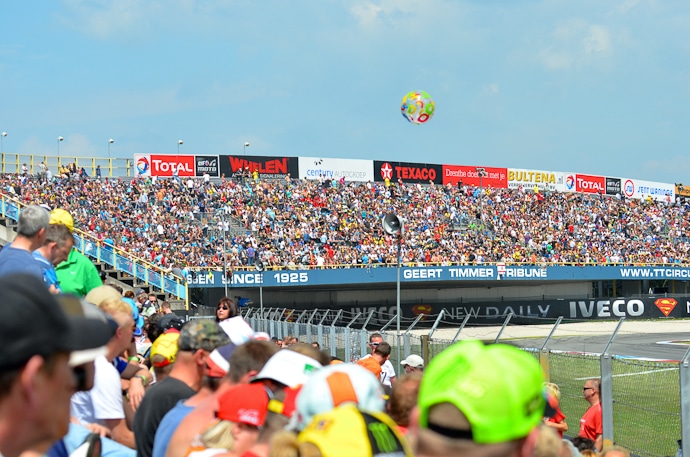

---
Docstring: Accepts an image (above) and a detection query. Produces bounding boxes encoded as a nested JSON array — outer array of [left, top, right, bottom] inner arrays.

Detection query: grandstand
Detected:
[[1, 152, 689, 320]]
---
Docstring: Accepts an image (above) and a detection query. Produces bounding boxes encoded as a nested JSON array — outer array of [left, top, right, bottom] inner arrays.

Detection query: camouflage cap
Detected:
[[178, 320, 231, 352]]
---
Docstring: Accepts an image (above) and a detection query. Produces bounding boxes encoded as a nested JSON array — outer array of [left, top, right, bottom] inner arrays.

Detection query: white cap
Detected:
[[400, 354, 424, 368], [253, 349, 322, 388]]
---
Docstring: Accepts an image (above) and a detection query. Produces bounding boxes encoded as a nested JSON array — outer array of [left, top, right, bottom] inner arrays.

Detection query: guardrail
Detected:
[[0, 195, 187, 305]]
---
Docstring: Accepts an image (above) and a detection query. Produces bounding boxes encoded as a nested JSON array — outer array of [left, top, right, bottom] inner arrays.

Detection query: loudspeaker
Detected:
[[382, 213, 404, 236], [255, 260, 265, 272]]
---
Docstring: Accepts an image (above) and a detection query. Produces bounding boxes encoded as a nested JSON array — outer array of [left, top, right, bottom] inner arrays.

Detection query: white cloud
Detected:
[[537, 20, 613, 71], [583, 25, 611, 56], [350, 2, 384, 26]]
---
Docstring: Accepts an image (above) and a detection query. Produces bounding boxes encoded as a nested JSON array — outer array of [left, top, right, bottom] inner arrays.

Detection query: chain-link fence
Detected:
[[188, 307, 690, 457]]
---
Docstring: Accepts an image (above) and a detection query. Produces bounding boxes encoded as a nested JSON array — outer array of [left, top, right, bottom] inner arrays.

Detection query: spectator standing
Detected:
[[410, 340, 547, 457], [357, 341, 391, 380], [70, 298, 138, 449], [579, 378, 603, 451], [133, 321, 230, 457], [400, 354, 425, 374], [0, 205, 49, 278], [543, 382, 568, 438], [0, 274, 112, 457], [361, 333, 396, 389], [33, 223, 74, 293]]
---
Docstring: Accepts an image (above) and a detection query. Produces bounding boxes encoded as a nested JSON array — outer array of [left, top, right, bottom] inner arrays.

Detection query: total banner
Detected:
[[374, 160, 443, 184], [219, 155, 299, 180], [134, 154, 195, 177], [298, 157, 374, 182], [442, 165, 508, 188], [292, 296, 690, 326]]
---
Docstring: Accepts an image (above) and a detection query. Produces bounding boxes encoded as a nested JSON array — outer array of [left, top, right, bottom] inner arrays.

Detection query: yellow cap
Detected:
[[50, 208, 74, 233]]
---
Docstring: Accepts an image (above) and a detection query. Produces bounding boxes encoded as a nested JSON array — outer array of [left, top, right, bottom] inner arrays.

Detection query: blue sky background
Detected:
[[1, 0, 688, 184]]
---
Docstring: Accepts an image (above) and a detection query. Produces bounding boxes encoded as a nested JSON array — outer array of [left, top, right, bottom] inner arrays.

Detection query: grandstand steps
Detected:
[[97, 264, 187, 310]]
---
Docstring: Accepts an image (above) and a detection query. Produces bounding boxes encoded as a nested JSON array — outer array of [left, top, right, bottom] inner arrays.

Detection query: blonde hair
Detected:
[[544, 382, 561, 401], [201, 419, 236, 450], [97, 298, 131, 327]]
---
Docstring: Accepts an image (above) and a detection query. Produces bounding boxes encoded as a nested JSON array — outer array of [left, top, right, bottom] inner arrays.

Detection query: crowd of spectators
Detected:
[[1, 171, 689, 272]]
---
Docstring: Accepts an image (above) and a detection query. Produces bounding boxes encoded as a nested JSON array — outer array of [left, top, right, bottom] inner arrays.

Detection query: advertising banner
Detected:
[[442, 165, 508, 188], [621, 178, 675, 202], [605, 177, 621, 195], [563, 173, 605, 194], [195, 155, 219, 177], [134, 154, 195, 177], [507, 168, 562, 191], [298, 157, 374, 182], [186, 265, 690, 288], [219, 155, 299, 180], [373, 161, 443, 184], [676, 184, 690, 198]]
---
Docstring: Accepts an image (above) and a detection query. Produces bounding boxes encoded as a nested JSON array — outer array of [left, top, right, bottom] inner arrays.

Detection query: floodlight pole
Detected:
[[396, 233, 402, 366]]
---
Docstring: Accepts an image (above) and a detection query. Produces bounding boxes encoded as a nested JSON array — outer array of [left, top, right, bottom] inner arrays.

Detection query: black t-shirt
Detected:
[[133, 376, 195, 457]]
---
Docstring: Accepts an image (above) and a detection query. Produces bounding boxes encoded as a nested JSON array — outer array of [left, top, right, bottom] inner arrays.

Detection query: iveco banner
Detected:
[[281, 296, 690, 326], [219, 155, 299, 180], [374, 160, 443, 184]]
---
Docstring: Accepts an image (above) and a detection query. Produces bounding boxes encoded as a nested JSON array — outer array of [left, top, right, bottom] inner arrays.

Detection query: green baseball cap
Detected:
[[417, 340, 545, 444], [178, 320, 230, 352]]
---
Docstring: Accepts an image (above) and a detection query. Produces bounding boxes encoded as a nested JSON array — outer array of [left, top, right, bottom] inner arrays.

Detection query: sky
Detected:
[[0, 0, 689, 184]]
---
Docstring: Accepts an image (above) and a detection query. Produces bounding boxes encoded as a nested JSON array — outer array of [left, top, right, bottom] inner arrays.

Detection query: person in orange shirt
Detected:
[[357, 341, 391, 380]]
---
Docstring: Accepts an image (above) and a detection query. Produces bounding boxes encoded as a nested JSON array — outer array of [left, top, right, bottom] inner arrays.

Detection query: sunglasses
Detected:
[[217, 305, 229, 310], [583, 387, 594, 391], [369, 342, 380, 347]]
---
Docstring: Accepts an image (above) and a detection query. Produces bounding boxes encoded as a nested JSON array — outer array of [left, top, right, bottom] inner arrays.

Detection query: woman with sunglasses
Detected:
[[215, 297, 238, 323]]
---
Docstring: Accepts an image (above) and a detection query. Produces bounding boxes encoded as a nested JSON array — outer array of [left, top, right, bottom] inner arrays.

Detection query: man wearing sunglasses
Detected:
[[579, 378, 603, 451], [360, 332, 396, 391]]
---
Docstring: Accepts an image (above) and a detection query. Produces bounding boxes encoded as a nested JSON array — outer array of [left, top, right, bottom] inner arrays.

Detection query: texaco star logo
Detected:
[[380, 162, 393, 180]]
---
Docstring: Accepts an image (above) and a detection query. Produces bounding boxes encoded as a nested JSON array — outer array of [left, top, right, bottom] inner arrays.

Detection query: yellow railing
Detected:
[[0, 193, 188, 307], [1, 153, 131, 178]]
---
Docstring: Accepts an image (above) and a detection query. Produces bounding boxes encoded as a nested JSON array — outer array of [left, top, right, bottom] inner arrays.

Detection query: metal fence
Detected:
[[217, 306, 689, 457]]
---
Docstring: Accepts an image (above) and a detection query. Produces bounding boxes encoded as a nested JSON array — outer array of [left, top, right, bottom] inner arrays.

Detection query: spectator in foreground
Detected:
[[133, 321, 231, 457], [0, 274, 111, 457], [387, 371, 422, 433], [409, 340, 548, 457]]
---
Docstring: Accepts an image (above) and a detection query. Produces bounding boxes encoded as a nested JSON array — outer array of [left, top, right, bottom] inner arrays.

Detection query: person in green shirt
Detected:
[[55, 248, 102, 297]]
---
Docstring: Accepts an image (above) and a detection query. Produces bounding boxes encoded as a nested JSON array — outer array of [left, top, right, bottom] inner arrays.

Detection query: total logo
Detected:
[[380, 162, 393, 180], [565, 175, 575, 190], [624, 179, 635, 198], [136, 156, 150, 175]]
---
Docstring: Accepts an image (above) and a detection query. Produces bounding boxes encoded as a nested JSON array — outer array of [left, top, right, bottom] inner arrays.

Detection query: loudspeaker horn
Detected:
[[255, 260, 265, 272], [382, 213, 404, 236]]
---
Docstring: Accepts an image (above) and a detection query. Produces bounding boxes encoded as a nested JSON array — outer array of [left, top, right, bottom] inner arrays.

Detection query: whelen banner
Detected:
[[219, 155, 299, 180], [374, 160, 443, 184], [443, 165, 508, 188], [134, 154, 195, 177], [298, 157, 374, 182]]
